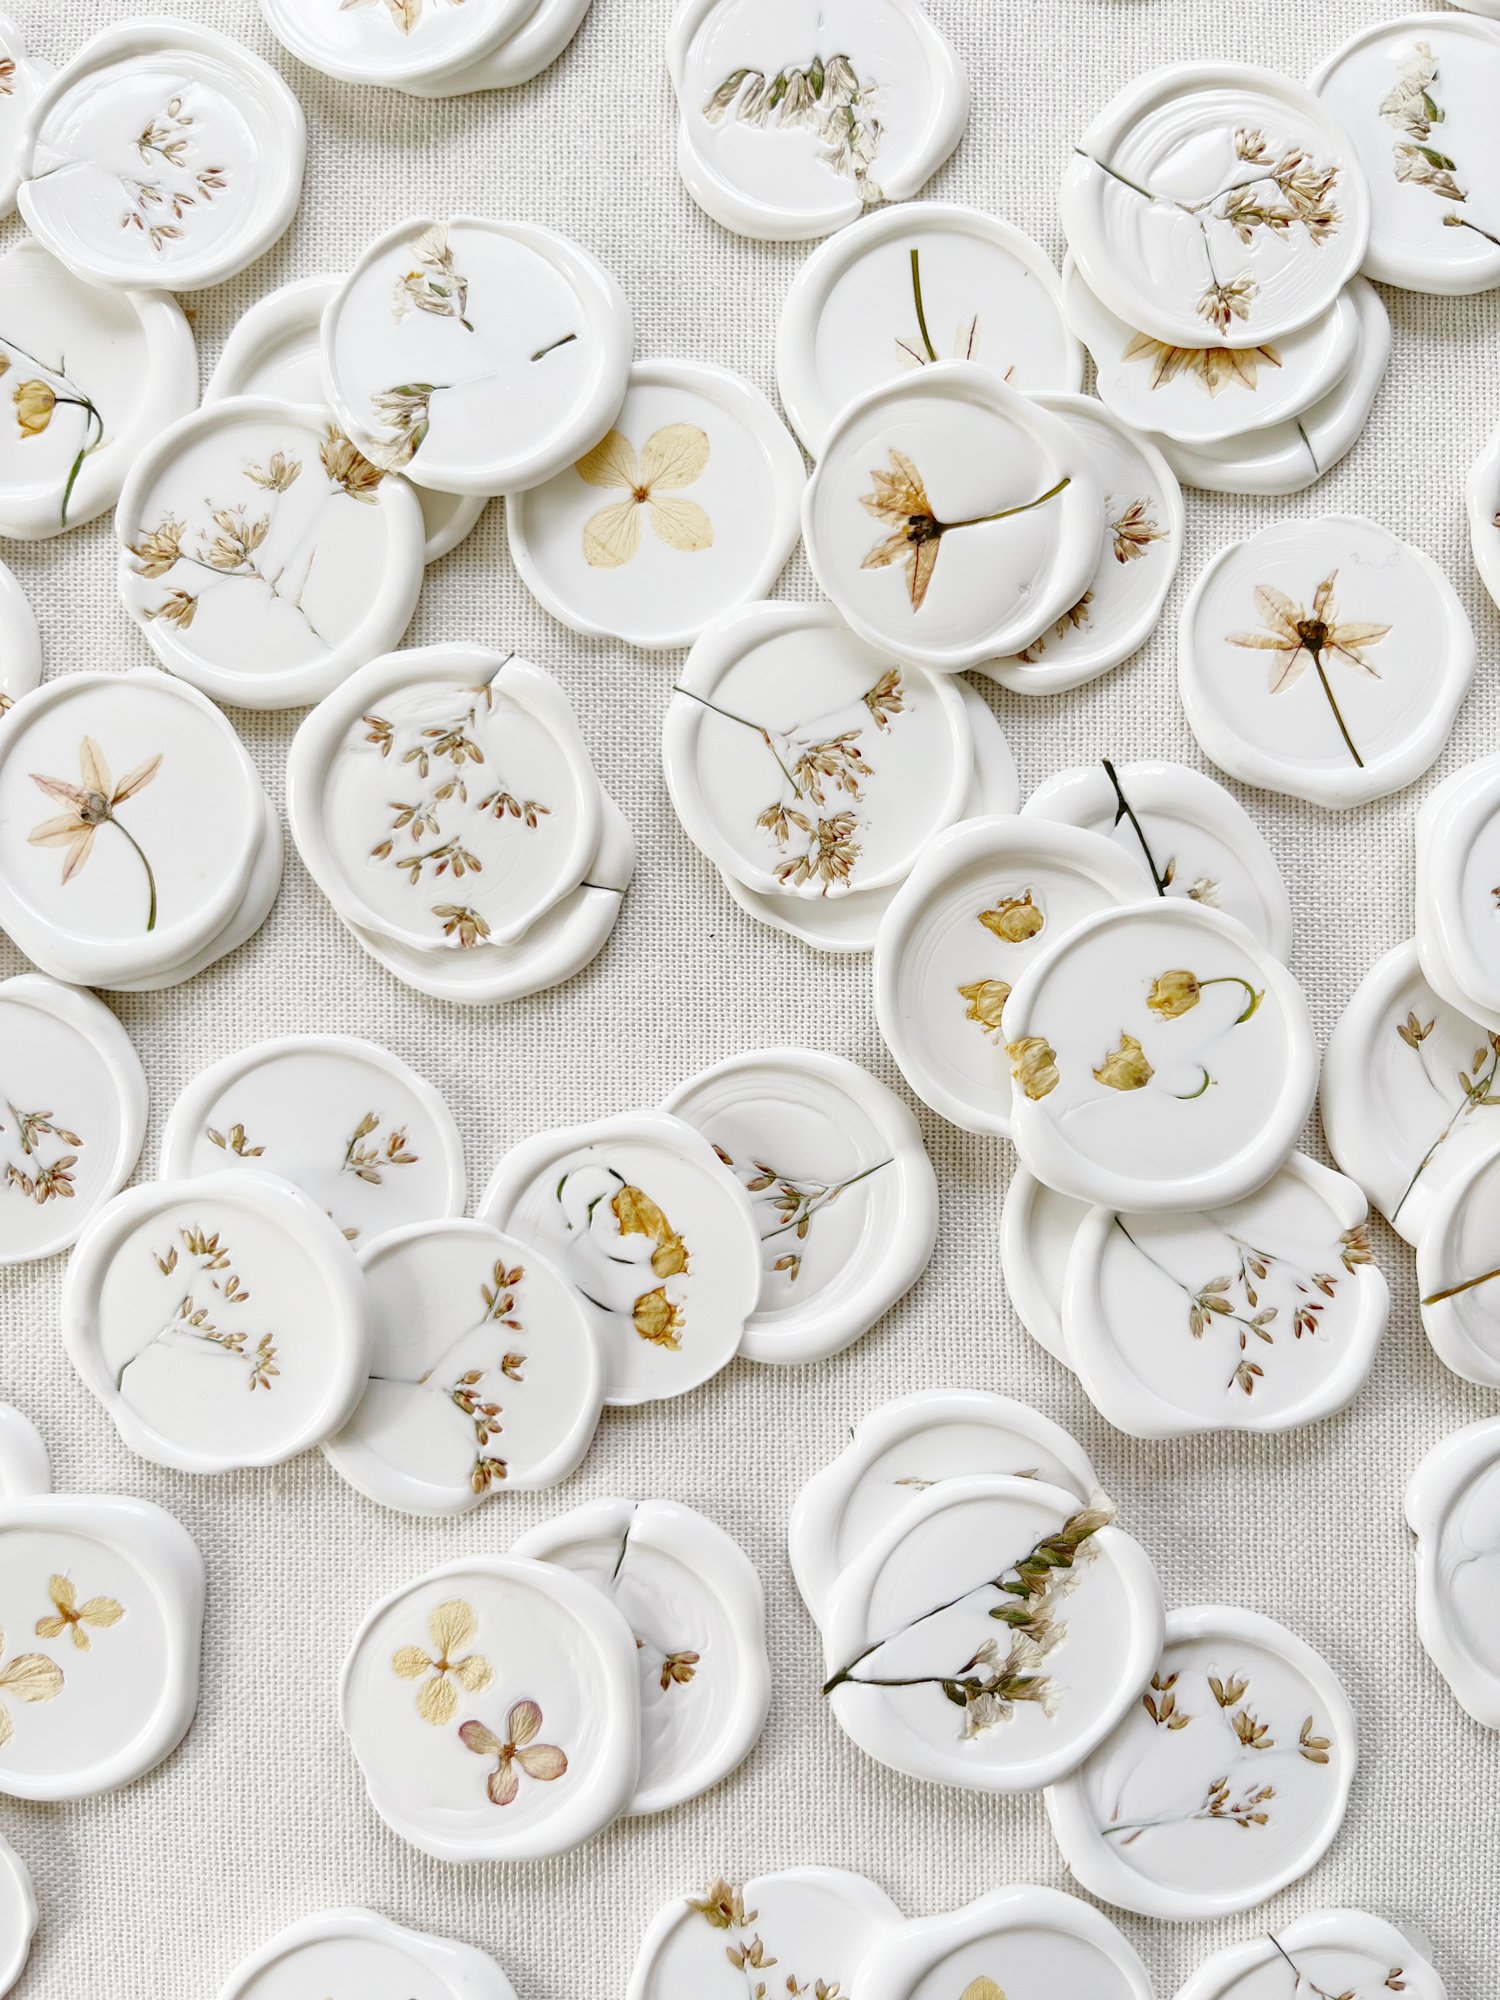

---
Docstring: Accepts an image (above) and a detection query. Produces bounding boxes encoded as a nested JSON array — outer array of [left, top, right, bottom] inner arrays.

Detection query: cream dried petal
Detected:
[[416, 1673, 459, 1727], [391, 1645, 430, 1679], [582, 499, 644, 569], [428, 1597, 477, 1657], [575, 429, 639, 491], [454, 1652, 493, 1692], [640, 423, 710, 492], [507, 1697, 543, 1746], [0, 1653, 62, 1704], [517, 1741, 567, 1781], [648, 495, 713, 553]]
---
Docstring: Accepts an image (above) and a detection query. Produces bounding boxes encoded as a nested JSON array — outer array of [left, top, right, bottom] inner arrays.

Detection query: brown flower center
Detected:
[[1295, 617, 1328, 655], [81, 792, 112, 825], [906, 511, 945, 547]]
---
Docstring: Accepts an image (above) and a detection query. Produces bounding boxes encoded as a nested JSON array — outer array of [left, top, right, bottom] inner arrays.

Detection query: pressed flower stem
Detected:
[[109, 818, 158, 933], [1422, 1263, 1500, 1306], [1306, 645, 1364, 769], [0, 333, 106, 528], [1175, 1065, 1212, 1101], [531, 332, 579, 362], [1197, 974, 1260, 1023], [755, 1157, 894, 1244], [940, 475, 1071, 532], [909, 247, 938, 364], [672, 687, 803, 793], [1115, 1218, 1268, 1345], [1448, 214, 1500, 249], [1102, 757, 1169, 895], [1391, 1040, 1500, 1223]]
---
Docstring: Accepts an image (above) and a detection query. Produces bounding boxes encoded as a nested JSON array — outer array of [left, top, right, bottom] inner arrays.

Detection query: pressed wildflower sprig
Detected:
[[2, 1099, 84, 1209], [128, 1224, 279, 1393], [28, 736, 162, 932], [1268, 1933, 1406, 2000], [1380, 41, 1500, 252], [710, 1140, 894, 1282], [704, 52, 884, 204], [127, 426, 385, 642], [860, 450, 1071, 614], [1104, 1665, 1332, 1842], [1078, 123, 1341, 335], [1115, 1214, 1371, 1398], [689, 1877, 846, 1998], [1227, 572, 1390, 770], [119, 95, 228, 254], [675, 666, 908, 895], [1391, 1011, 1500, 1226], [821, 1505, 1112, 1739], [361, 683, 551, 947]]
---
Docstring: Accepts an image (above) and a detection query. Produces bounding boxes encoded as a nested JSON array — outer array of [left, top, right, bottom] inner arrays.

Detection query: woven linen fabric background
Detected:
[[2, 0, 1499, 1992]]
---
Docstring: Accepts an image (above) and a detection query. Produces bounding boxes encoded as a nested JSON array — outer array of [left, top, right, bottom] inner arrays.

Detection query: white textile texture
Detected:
[[2, 0, 1499, 1994]]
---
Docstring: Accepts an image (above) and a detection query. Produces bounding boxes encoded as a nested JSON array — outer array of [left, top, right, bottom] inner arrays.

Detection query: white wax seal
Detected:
[[1060, 63, 1369, 348], [776, 202, 1082, 455], [323, 1219, 604, 1512], [1002, 900, 1318, 1213], [628, 1868, 903, 1999], [667, 0, 969, 241], [801, 362, 1103, 672], [788, 1390, 1100, 1632], [478, 1110, 762, 1407], [1174, 1910, 1447, 2000], [215, 1908, 519, 2000], [159, 1035, 464, 1247], [1063, 1153, 1387, 1436], [1022, 758, 1293, 960], [514, 1496, 769, 1813], [508, 359, 806, 650], [821, 1474, 1163, 1792], [321, 216, 633, 497], [661, 1046, 937, 1365], [873, 815, 1146, 1139], [1405, 1416, 1500, 1731], [1320, 938, 1500, 1246], [857, 1883, 1153, 2000], [1046, 1605, 1357, 1918], [0, 238, 195, 542], [0, 1454, 205, 1801], [0, 974, 148, 1266], [1178, 514, 1474, 808], [17, 20, 306, 292], [339, 1554, 641, 1860], [62, 1171, 371, 1475]]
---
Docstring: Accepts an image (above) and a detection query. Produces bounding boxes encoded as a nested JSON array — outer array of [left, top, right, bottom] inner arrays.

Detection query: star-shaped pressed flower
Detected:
[[1227, 573, 1391, 694], [859, 449, 1071, 614]]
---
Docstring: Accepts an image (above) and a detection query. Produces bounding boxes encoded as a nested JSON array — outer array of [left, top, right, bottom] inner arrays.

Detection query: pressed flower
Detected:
[[632, 1287, 684, 1350], [1111, 498, 1165, 564], [1007, 1036, 1059, 1101], [320, 426, 385, 503], [35, 1575, 124, 1652], [1198, 275, 1257, 336], [978, 891, 1044, 942], [859, 449, 1071, 613], [660, 1649, 700, 1691], [612, 1185, 690, 1279], [244, 450, 301, 493], [958, 977, 1010, 1034], [577, 424, 713, 568], [1093, 1032, 1154, 1091], [28, 736, 162, 930], [1122, 329, 1283, 398], [391, 224, 473, 331], [961, 1982, 1007, 2000], [0, 1632, 63, 1746], [392, 1599, 493, 1725], [1147, 968, 1202, 1018], [127, 517, 186, 580], [366, 384, 435, 471], [1380, 41, 1444, 143], [703, 52, 884, 197], [12, 379, 56, 438], [435, 903, 490, 949], [689, 1879, 749, 1929], [459, 1697, 568, 1806], [144, 589, 198, 630], [1227, 572, 1390, 770]]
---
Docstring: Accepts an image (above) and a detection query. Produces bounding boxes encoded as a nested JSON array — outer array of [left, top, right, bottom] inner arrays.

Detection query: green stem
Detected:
[[1448, 214, 1500, 250], [1422, 1263, 1500, 1306], [942, 475, 1071, 532], [672, 686, 802, 792], [110, 818, 157, 932], [909, 247, 937, 363], [1101, 758, 1169, 895], [1309, 647, 1363, 769], [1197, 975, 1260, 1023], [1175, 1065, 1212, 1100], [756, 1157, 894, 1243]]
